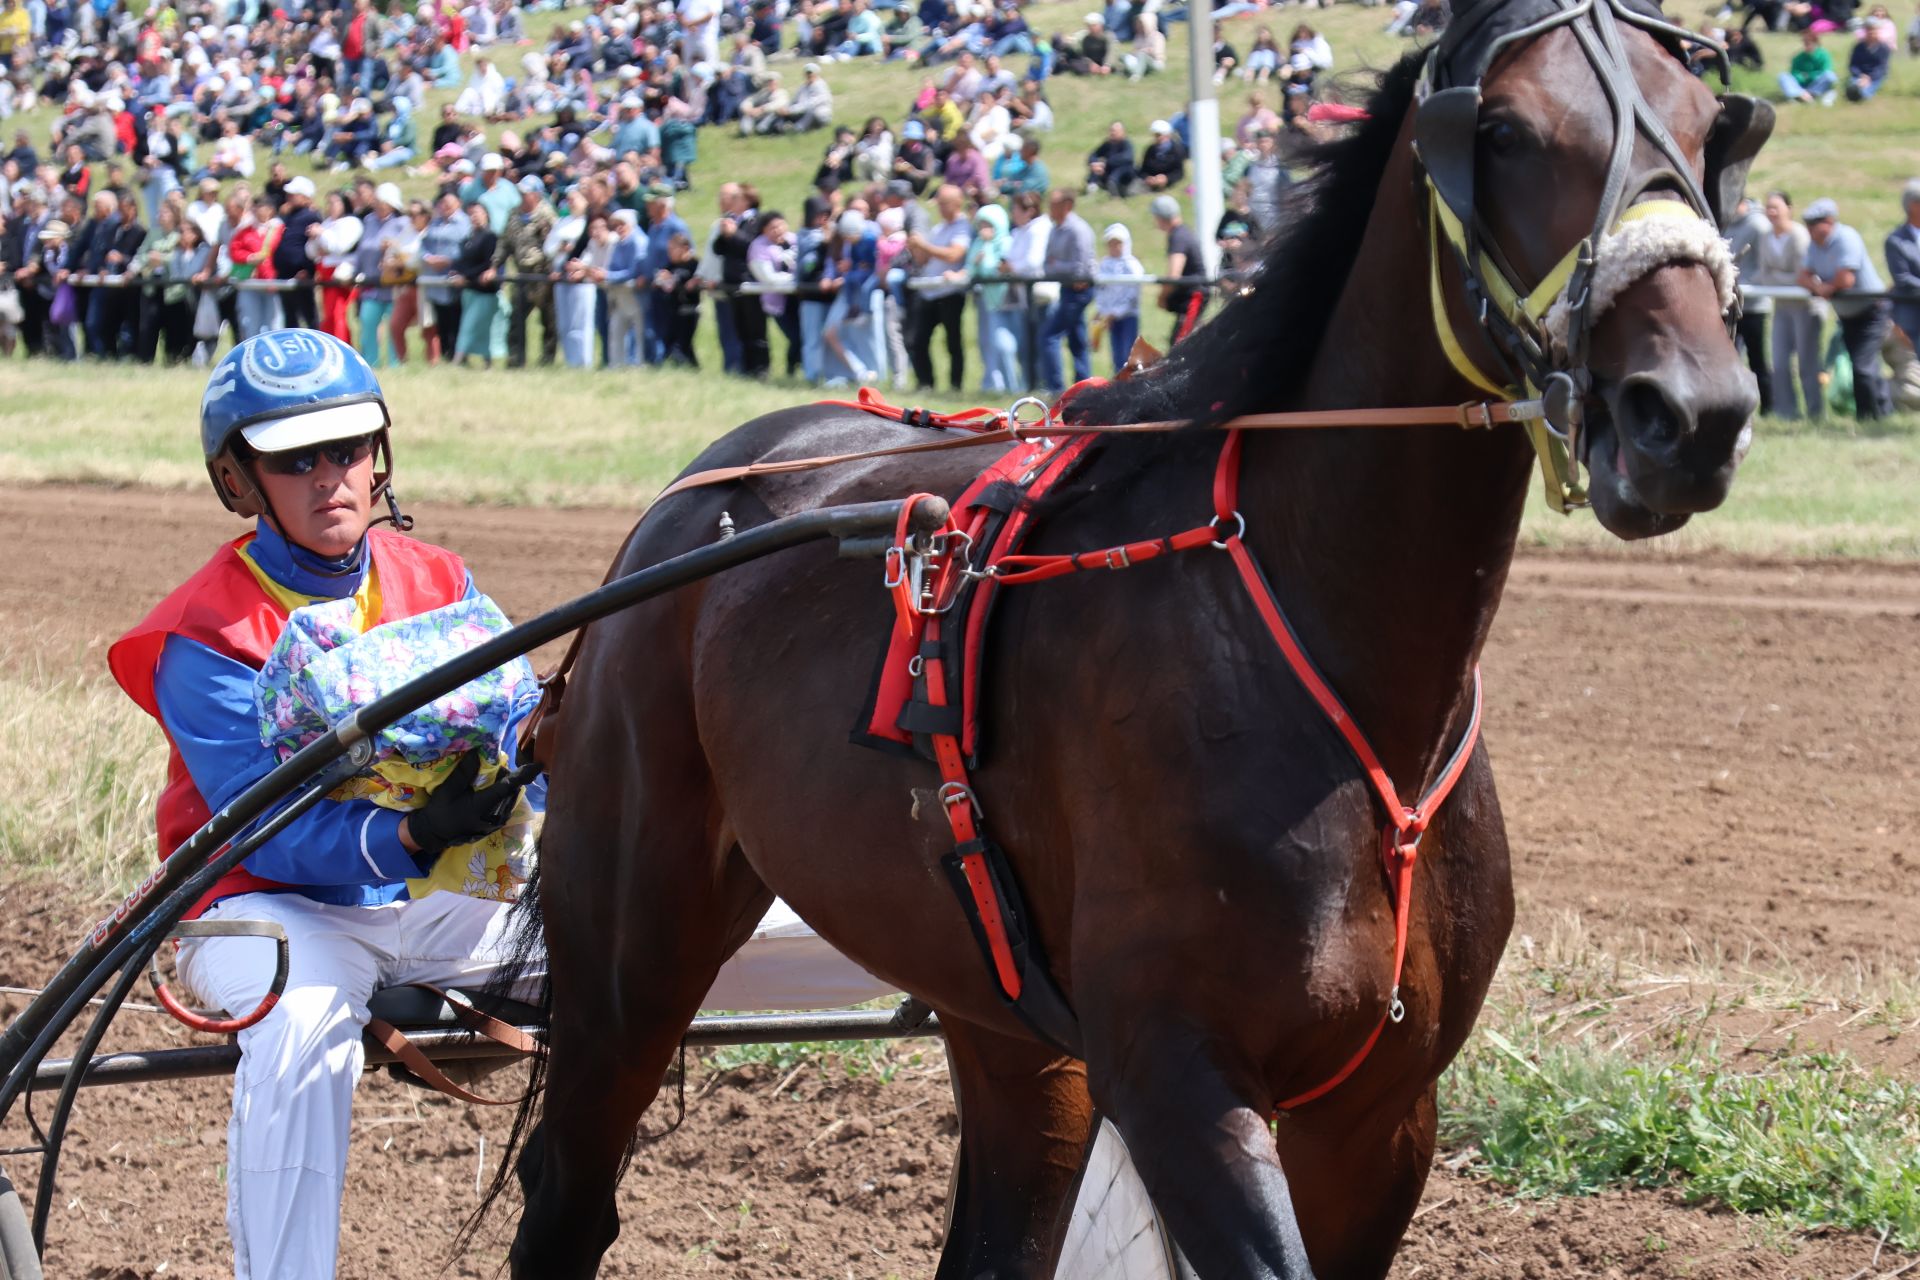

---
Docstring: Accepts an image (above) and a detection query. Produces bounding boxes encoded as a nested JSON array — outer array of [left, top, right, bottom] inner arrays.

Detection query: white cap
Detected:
[[1102, 222, 1131, 247], [620, 92, 642, 108], [612, 208, 640, 228], [241, 401, 388, 454], [375, 181, 404, 209], [480, 152, 505, 171], [285, 175, 316, 197], [1149, 118, 1171, 135], [451, 158, 476, 175]]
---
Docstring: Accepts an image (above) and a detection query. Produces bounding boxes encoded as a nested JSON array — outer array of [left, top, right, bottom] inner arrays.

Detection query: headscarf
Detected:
[[964, 202, 1012, 309]]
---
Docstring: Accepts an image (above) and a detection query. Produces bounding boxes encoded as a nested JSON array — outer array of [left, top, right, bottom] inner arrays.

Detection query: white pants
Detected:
[[178, 890, 892, 1279]]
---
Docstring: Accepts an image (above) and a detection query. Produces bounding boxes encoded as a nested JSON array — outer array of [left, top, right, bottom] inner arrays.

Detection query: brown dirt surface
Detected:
[[1, 483, 1916, 1278]]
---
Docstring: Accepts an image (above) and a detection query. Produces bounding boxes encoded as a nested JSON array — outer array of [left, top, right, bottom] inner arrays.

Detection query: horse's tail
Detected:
[[453, 861, 552, 1265]]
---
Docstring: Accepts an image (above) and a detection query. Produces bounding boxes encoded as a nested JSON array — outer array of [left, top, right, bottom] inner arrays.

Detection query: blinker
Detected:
[[1412, 86, 1482, 227]]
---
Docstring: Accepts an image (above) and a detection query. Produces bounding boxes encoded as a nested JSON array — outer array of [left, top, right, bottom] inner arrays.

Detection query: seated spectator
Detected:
[[781, 63, 835, 133], [453, 54, 506, 117], [942, 129, 990, 201], [893, 119, 939, 192], [324, 97, 379, 171], [1236, 92, 1281, 146], [835, 0, 885, 59], [1057, 13, 1114, 76], [1011, 80, 1054, 132], [1779, 30, 1837, 104], [852, 116, 896, 183], [986, 4, 1033, 57], [993, 135, 1050, 198], [817, 126, 859, 188], [1086, 120, 1135, 197], [1213, 34, 1241, 83], [1245, 26, 1281, 81], [969, 85, 1015, 163], [1844, 23, 1890, 100], [738, 71, 791, 135], [1138, 119, 1186, 192]]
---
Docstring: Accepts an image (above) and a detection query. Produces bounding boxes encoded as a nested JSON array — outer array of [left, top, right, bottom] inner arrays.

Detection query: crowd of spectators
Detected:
[[0, 0, 1321, 391]]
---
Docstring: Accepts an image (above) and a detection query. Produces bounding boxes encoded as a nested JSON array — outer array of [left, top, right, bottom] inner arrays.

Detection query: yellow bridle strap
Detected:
[[1427, 190, 1513, 400]]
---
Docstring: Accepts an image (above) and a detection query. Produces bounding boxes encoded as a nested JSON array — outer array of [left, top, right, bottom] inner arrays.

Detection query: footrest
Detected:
[[365, 985, 543, 1030]]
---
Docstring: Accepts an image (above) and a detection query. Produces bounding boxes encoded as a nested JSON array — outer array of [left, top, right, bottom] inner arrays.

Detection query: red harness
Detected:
[[858, 393, 1484, 1110]]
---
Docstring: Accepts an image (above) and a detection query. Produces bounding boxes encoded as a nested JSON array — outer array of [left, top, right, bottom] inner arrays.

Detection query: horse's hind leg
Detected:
[[937, 1018, 1094, 1280], [508, 768, 771, 1278]]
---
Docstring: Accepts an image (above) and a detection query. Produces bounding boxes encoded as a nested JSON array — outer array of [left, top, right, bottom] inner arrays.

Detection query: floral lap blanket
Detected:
[[254, 594, 541, 902]]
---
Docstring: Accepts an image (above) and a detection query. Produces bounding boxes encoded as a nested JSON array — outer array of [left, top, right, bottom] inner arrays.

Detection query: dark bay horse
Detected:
[[498, 2, 1763, 1274]]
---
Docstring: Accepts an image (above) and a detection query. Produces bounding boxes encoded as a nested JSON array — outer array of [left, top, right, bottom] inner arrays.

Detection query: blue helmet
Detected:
[[202, 330, 398, 521]]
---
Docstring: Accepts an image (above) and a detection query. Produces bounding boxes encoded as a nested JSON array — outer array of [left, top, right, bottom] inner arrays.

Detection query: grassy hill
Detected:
[[18, 1, 1920, 270]]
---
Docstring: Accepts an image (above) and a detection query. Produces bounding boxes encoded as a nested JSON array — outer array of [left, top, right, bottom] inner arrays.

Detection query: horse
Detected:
[[491, 0, 1768, 1273]]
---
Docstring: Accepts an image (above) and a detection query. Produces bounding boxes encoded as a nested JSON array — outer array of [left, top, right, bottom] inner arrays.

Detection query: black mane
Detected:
[[1064, 52, 1425, 434]]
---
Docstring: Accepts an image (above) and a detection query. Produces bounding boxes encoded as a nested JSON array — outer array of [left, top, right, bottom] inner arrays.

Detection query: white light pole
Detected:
[[1186, 0, 1224, 276]]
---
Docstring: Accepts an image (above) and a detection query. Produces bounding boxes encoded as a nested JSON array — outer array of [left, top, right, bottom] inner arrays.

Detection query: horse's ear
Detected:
[[1702, 94, 1774, 229], [1413, 86, 1480, 224]]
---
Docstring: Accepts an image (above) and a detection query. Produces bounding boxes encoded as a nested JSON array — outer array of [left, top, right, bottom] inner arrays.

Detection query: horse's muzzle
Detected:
[[1585, 363, 1758, 539]]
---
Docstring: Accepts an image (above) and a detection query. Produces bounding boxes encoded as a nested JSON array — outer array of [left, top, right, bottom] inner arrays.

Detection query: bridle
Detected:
[[1410, 0, 1770, 511]]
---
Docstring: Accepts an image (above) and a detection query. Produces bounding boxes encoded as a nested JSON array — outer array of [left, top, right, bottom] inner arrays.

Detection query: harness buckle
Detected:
[[938, 781, 983, 817], [882, 546, 910, 591], [1209, 511, 1247, 550], [1007, 396, 1053, 443], [1103, 546, 1133, 570]]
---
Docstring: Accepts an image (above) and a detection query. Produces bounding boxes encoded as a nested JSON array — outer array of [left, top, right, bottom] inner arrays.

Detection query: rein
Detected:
[[654, 387, 1545, 502]]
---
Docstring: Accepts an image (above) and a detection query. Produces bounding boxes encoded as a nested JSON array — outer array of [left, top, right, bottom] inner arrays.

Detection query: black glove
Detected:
[[405, 752, 536, 858]]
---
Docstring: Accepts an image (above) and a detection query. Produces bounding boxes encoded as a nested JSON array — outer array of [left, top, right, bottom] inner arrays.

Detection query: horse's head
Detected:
[[1414, 0, 1773, 538]]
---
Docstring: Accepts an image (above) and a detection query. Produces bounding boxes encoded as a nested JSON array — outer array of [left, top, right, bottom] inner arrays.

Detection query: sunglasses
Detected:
[[254, 434, 377, 477]]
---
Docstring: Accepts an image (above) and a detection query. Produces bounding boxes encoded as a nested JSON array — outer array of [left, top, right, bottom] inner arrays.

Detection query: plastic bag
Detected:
[[192, 288, 222, 340], [48, 283, 76, 328]]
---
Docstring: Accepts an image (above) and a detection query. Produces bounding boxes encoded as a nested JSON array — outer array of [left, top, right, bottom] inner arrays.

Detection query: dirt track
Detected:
[[2, 483, 1917, 1278]]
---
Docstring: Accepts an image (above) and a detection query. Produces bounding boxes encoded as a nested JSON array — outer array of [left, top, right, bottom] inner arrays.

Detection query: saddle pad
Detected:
[[853, 434, 1098, 763]]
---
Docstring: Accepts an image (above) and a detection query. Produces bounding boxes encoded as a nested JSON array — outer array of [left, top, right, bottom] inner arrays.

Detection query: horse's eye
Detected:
[[1480, 119, 1523, 156]]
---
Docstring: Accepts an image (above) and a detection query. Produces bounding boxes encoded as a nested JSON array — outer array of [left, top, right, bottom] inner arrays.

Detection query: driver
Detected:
[[107, 329, 540, 1280]]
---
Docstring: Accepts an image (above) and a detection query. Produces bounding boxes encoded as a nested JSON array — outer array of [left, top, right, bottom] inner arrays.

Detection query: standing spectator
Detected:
[[350, 183, 403, 366], [1246, 130, 1290, 231], [1779, 30, 1837, 105], [1844, 23, 1890, 100], [136, 112, 187, 227], [563, 214, 615, 367], [875, 206, 913, 387], [161, 218, 211, 364], [1086, 121, 1136, 197], [748, 209, 801, 377], [450, 201, 500, 368], [98, 189, 148, 357], [1151, 194, 1205, 345], [312, 190, 364, 344], [72, 188, 120, 357], [823, 209, 880, 383], [384, 202, 429, 363], [656, 232, 704, 366], [1723, 193, 1773, 415], [497, 175, 557, 368], [227, 192, 283, 342], [716, 183, 767, 374], [604, 207, 647, 368], [419, 190, 470, 362], [32, 217, 73, 360], [964, 202, 1021, 391], [462, 153, 518, 364], [1799, 197, 1891, 419], [187, 178, 228, 246], [1236, 92, 1281, 146], [1094, 223, 1143, 373], [795, 193, 838, 381], [133, 202, 182, 365], [907, 182, 971, 390], [546, 188, 592, 367], [273, 176, 321, 330], [642, 188, 689, 364], [1037, 188, 1094, 392], [1006, 190, 1052, 390], [1883, 179, 1920, 344]]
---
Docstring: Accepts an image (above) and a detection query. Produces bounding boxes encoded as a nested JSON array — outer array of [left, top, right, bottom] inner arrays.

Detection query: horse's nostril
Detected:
[[1618, 376, 1689, 451]]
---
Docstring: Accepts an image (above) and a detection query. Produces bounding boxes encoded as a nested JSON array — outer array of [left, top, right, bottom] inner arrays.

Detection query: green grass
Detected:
[[8, 356, 1919, 554], [1441, 926, 1920, 1249]]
